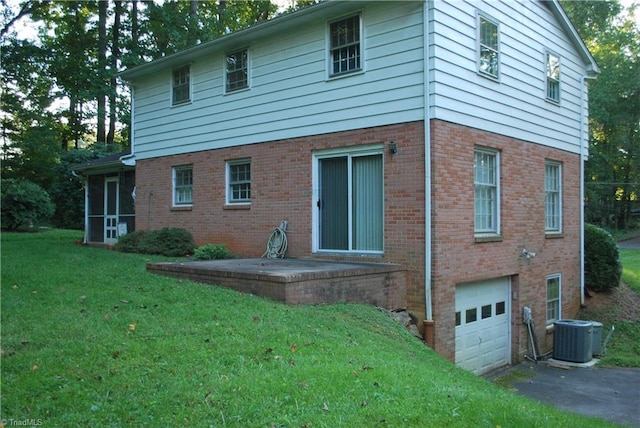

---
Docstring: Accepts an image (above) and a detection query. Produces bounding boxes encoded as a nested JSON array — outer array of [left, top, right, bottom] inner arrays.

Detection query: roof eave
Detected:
[[119, 1, 353, 81], [546, 0, 600, 75]]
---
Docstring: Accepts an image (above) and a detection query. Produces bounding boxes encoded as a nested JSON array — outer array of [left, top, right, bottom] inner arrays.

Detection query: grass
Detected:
[[0, 229, 624, 427], [577, 247, 640, 367]]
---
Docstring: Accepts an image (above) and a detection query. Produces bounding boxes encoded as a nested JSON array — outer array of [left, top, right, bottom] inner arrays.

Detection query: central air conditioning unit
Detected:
[[553, 319, 593, 363]]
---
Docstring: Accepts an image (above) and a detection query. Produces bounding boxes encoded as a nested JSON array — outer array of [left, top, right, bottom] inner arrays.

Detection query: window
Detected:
[[474, 148, 500, 235], [546, 52, 560, 102], [172, 65, 191, 105], [226, 49, 248, 92], [227, 160, 251, 204], [478, 15, 499, 78], [314, 147, 383, 253], [329, 14, 361, 77], [546, 274, 561, 325], [545, 161, 562, 233], [173, 166, 193, 206]]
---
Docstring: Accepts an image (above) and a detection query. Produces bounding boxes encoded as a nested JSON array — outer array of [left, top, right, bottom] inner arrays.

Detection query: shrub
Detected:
[[115, 228, 195, 257], [193, 243, 234, 260], [115, 230, 147, 253], [1, 179, 55, 230], [584, 223, 622, 292]]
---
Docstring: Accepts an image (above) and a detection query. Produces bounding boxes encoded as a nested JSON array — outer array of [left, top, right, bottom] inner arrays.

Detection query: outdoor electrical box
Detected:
[[553, 319, 593, 363]]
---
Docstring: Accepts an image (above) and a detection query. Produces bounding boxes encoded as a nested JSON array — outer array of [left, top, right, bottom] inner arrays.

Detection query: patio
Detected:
[[147, 258, 407, 309]]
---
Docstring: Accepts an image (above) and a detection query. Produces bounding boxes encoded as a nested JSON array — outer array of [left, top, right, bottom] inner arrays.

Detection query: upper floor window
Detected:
[[546, 274, 561, 325], [329, 14, 361, 77], [172, 65, 191, 105], [173, 165, 193, 206], [546, 52, 561, 102], [545, 161, 562, 233], [226, 48, 248, 92], [227, 159, 251, 204], [474, 148, 500, 235], [478, 15, 499, 78]]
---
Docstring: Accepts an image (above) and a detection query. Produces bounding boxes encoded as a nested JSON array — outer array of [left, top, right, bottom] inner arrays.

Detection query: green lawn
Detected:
[[0, 229, 623, 427], [620, 248, 640, 293]]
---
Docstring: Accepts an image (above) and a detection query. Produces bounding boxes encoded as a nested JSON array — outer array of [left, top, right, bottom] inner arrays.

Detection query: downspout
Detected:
[[422, 0, 434, 347], [580, 71, 597, 306], [119, 84, 136, 167]]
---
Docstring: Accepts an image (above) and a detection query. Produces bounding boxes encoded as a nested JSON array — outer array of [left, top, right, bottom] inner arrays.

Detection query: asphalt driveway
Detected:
[[491, 361, 640, 426]]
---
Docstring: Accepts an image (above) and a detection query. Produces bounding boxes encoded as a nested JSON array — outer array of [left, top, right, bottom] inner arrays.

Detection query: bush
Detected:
[[1, 179, 55, 230], [585, 223, 622, 292], [193, 243, 234, 260], [115, 230, 147, 253], [115, 228, 195, 257]]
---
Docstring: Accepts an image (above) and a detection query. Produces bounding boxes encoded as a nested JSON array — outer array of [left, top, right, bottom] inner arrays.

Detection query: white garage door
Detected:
[[455, 277, 510, 375]]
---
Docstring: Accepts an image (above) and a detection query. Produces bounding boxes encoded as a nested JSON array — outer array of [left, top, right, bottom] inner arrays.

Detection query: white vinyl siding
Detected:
[[431, 1, 589, 155], [131, 1, 424, 160], [546, 274, 561, 325], [474, 148, 500, 235], [545, 161, 562, 233], [173, 165, 193, 205]]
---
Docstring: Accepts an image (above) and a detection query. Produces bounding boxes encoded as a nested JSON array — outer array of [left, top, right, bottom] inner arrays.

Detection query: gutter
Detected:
[[422, 0, 434, 347]]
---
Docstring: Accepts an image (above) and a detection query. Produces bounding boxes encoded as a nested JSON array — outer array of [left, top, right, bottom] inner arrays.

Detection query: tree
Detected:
[[562, 1, 640, 229]]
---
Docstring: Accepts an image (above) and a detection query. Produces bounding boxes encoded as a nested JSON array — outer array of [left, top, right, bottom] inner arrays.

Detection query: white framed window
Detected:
[[546, 51, 561, 102], [313, 145, 384, 254], [546, 274, 561, 325], [545, 161, 562, 233], [172, 65, 191, 105], [225, 48, 249, 92], [328, 14, 362, 77], [474, 148, 500, 235], [173, 165, 193, 206], [477, 14, 500, 79], [227, 159, 251, 204]]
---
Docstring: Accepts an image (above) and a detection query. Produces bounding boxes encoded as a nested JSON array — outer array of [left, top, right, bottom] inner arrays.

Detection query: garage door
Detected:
[[455, 277, 510, 374]]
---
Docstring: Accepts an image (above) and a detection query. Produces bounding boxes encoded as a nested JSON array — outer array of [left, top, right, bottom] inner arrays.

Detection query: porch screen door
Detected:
[[105, 178, 119, 244], [318, 153, 383, 253]]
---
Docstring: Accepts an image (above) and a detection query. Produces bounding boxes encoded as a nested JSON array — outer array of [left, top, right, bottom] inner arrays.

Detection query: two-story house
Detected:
[[78, 0, 598, 374]]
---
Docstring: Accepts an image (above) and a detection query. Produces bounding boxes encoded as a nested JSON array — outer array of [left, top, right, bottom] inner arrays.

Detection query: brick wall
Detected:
[[430, 120, 581, 362], [135, 119, 581, 365]]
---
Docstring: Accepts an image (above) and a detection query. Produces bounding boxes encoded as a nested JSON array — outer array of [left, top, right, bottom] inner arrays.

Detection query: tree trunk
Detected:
[[107, 0, 122, 145], [97, 0, 107, 144]]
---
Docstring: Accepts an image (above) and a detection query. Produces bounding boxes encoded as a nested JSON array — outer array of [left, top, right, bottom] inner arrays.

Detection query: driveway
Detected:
[[491, 361, 640, 426], [618, 236, 640, 249]]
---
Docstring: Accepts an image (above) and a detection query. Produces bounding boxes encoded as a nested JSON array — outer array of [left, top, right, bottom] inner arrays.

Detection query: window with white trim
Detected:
[[546, 52, 560, 102], [173, 165, 193, 206], [545, 161, 562, 233], [226, 48, 248, 92], [478, 14, 499, 78], [546, 274, 561, 325], [172, 65, 191, 105], [329, 14, 361, 77], [227, 159, 251, 204], [474, 148, 500, 235], [313, 147, 383, 253]]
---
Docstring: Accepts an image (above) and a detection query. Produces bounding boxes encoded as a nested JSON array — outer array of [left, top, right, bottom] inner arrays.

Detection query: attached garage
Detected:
[[455, 277, 511, 374]]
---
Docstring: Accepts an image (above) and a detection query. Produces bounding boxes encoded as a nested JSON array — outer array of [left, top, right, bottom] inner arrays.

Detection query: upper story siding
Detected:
[[130, 1, 425, 160], [429, 0, 594, 155], [124, 0, 596, 160]]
